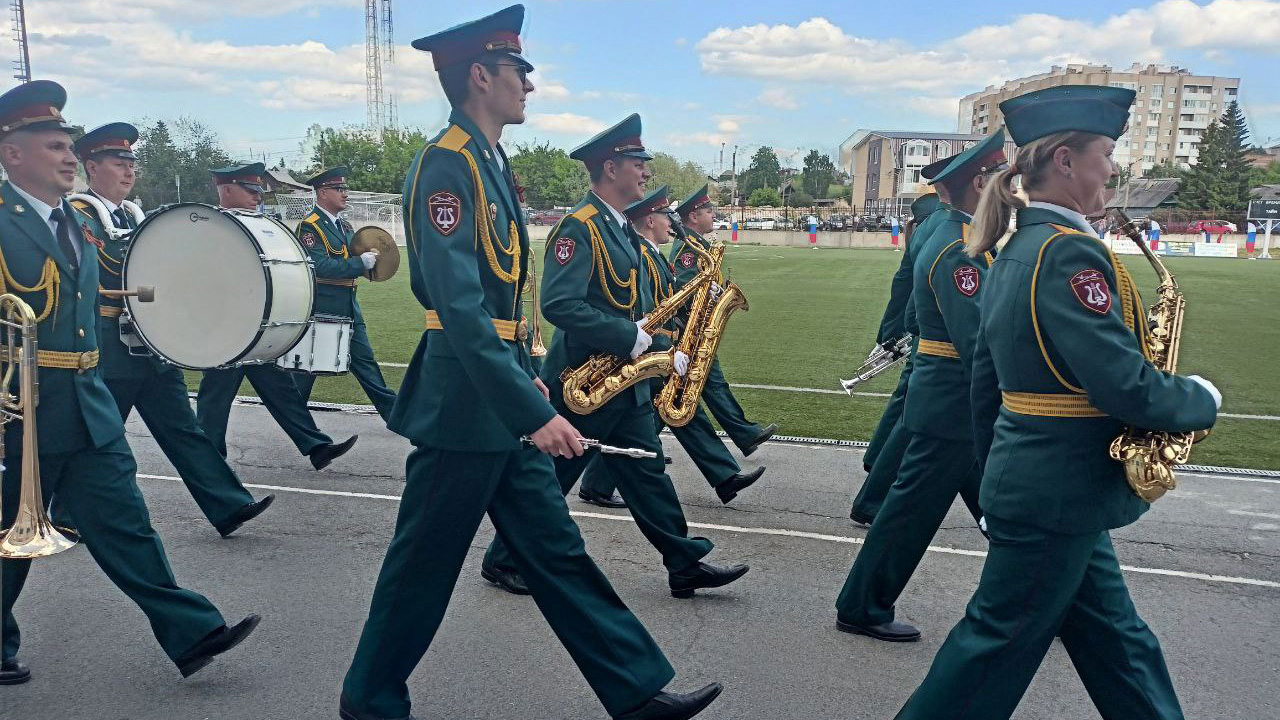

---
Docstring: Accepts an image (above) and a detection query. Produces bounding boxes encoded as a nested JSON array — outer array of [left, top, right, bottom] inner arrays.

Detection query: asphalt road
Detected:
[[3, 403, 1277, 720]]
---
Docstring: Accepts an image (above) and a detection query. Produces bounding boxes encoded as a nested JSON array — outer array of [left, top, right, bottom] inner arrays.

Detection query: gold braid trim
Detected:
[[587, 218, 636, 311], [641, 245, 670, 302], [0, 250, 59, 323], [303, 216, 348, 259], [455, 147, 520, 286]]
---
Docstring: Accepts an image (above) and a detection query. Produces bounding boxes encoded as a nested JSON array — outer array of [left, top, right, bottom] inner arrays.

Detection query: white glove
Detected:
[[673, 350, 689, 377], [360, 250, 379, 270], [709, 281, 722, 300], [630, 319, 652, 359], [1188, 375, 1222, 410]]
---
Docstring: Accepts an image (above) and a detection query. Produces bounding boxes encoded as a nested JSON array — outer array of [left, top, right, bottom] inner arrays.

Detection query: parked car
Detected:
[[527, 210, 563, 225], [743, 217, 778, 230], [1188, 220, 1237, 235], [712, 218, 732, 230]]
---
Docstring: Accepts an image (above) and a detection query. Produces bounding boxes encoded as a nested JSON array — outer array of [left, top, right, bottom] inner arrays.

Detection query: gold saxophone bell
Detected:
[[0, 294, 79, 558]]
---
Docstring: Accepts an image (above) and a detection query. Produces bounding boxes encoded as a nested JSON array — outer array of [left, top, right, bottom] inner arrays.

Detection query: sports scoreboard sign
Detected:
[[1248, 200, 1280, 221]]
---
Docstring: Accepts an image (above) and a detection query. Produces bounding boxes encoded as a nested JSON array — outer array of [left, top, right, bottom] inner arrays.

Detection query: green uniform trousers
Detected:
[[342, 445, 675, 719], [836, 432, 982, 626], [851, 419, 909, 521], [2, 434, 227, 664], [106, 368, 255, 530], [291, 321, 396, 421], [700, 358, 763, 452], [861, 352, 913, 472], [485, 402, 713, 574], [895, 516, 1183, 720], [196, 365, 332, 457]]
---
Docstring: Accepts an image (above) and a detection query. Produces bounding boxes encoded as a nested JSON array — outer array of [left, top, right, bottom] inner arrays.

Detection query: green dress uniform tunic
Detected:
[[894, 206, 1217, 720], [72, 194, 258, 534], [483, 190, 715, 575], [341, 112, 674, 719], [1, 182, 227, 668], [836, 207, 987, 627], [667, 229, 768, 453], [579, 236, 741, 498], [290, 207, 397, 419]]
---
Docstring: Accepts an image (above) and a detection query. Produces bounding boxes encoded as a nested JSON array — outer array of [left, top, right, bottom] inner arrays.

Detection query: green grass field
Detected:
[[191, 243, 1280, 470]]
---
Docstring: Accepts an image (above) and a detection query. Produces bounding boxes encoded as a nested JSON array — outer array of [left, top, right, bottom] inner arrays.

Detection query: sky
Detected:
[[20, 0, 1280, 175]]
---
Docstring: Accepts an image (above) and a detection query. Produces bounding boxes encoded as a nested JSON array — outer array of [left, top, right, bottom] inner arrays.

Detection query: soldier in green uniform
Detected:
[[481, 115, 749, 600], [849, 152, 957, 526], [576, 186, 765, 507], [668, 185, 777, 457], [835, 131, 1007, 643], [194, 162, 358, 469], [70, 123, 274, 538], [0, 81, 259, 687], [290, 167, 397, 419], [895, 85, 1220, 720], [340, 9, 721, 720]]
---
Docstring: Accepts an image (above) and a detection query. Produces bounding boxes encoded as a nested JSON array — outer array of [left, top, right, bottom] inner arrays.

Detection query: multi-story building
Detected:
[[838, 130, 1015, 218], [958, 63, 1241, 174]]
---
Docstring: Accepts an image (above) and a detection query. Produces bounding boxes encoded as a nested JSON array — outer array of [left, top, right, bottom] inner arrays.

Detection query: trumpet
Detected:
[[0, 293, 79, 559], [526, 253, 547, 357], [839, 335, 913, 394], [66, 193, 145, 241], [520, 436, 656, 459]]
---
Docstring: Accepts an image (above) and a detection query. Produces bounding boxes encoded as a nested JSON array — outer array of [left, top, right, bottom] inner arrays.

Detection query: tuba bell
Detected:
[[0, 293, 79, 559]]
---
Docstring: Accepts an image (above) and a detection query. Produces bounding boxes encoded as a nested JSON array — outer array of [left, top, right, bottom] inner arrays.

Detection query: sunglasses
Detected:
[[492, 63, 530, 83], [234, 182, 264, 195]]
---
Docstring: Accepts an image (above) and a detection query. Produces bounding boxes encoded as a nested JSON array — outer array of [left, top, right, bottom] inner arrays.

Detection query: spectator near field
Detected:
[[1148, 217, 1161, 249], [890, 214, 901, 250]]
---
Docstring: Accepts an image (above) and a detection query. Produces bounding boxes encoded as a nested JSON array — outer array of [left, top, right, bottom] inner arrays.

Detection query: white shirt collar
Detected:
[[593, 192, 628, 229], [1027, 201, 1096, 236], [317, 205, 340, 225], [9, 182, 58, 224], [89, 188, 121, 215]]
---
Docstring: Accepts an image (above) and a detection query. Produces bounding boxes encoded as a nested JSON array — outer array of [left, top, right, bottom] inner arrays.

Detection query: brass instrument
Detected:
[[1107, 210, 1205, 503], [560, 239, 720, 415], [839, 335, 913, 394], [0, 294, 79, 559], [526, 252, 547, 357], [351, 226, 401, 282]]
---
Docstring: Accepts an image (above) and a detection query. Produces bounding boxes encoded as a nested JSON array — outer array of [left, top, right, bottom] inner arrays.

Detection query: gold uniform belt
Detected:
[[917, 339, 959, 358], [99, 306, 123, 318], [1001, 391, 1106, 418], [0, 345, 99, 372], [317, 278, 357, 288], [423, 310, 529, 342]]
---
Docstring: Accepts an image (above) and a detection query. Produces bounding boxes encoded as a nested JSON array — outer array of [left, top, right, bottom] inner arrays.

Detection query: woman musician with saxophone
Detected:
[[895, 86, 1220, 720]]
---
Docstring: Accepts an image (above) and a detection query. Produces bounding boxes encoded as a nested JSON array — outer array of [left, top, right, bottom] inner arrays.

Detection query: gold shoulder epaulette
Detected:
[[437, 125, 471, 153], [1048, 223, 1096, 238], [571, 205, 599, 222], [304, 212, 320, 223]]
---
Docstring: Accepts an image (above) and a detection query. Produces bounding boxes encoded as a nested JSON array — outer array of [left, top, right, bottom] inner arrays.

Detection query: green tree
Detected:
[[508, 141, 588, 209], [134, 118, 232, 207], [1142, 159, 1182, 179], [739, 147, 781, 197], [801, 150, 837, 198], [789, 190, 815, 208], [748, 187, 782, 206], [646, 152, 708, 204], [305, 125, 431, 194], [826, 183, 851, 201], [714, 185, 734, 206], [1179, 101, 1254, 212]]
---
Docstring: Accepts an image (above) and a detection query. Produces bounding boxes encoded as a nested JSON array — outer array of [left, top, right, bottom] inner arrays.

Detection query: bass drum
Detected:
[[123, 203, 314, 369]]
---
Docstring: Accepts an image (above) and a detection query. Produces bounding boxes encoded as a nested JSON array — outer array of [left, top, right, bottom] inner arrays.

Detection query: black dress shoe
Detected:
[[615, 683, 723, 720], [310, 435, 359, 470], [741, 423, 779, 457], [715, 466, 765, 503], [664, 455, 673, 465], [216, 495, 276, 538], [176, 614, 262, 678], [0, 658, 31, 685], [481, 564, 530, 595], [578, 488, 628, 509], [339, 693, 417, 720], [849, 508, 875, 527], [836, 618, 920, 642], [669, 562, 749, 598]]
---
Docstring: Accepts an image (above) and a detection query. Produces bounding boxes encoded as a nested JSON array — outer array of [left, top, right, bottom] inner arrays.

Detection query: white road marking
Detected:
[[1228, 509, 1280, 520], [138, 474, 1280, 590]]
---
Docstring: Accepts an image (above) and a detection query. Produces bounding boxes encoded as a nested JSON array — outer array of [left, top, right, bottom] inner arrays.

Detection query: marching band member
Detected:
[[0, 81, 259, 686], [339, 8, 722, 719], [291, 167, 397, 418], [72, 123, 274, 538], [480, 115, 749, 600], [576, 185, 766, 507], [835, 131, 1006, 642], [895, 85, 1219, 719], [194, 162, 358, 469], [669, 185, 777, 457]]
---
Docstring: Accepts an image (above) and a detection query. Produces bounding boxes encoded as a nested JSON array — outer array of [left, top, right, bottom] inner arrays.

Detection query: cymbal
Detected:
[[351, 226, 400, 282]]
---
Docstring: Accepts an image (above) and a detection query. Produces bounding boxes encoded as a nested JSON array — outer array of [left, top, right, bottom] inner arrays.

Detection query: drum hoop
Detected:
[[123, 203, 278, 370]]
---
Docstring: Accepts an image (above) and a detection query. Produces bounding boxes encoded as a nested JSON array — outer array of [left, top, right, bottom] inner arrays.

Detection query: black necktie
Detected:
[[112, 208, 129, 229], [49, 207, 78, 270]]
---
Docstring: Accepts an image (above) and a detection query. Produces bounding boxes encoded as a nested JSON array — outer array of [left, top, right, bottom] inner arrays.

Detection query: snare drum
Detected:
[[276, 315, 352, 375], [123, 203, 314, 369]]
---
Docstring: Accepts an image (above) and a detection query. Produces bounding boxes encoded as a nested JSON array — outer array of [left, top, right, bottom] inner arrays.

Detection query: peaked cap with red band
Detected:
[[210, 162, 268, 193], [625, 184, 671, 220], [0, 80, 74, 138], [569, 112, 653, 166], [929, 128, 1008, 187], [411, 4, 533, 73], [674, 183, 712, 218], [305, 165, 350, 189], [74, 122, 138, 161]]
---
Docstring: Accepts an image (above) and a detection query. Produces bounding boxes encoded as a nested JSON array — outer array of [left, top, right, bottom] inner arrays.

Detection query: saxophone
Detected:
[[560, 238, 719, 415], [654, 233, 748, 427], [1107, 210, 1206, 503]]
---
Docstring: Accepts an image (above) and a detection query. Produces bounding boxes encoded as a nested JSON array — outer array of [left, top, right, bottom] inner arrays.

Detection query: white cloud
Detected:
[[717, 119, 741, 133], [675, 37, 688, 47], [757, 88, 798, 110], [527, 113, 608, 135], [903, 96, 961, 119], [536, 82, 572, 100]]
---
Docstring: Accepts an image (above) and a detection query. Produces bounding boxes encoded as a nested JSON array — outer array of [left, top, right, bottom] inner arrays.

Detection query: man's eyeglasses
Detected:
[[492, 63, 530, 83]]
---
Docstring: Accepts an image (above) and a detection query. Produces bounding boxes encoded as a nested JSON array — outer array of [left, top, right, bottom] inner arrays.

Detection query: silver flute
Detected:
[[521, 436, 657, 459]]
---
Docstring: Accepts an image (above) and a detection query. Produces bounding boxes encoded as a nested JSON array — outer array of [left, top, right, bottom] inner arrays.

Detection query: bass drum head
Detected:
[[124, 204, 290, 368]]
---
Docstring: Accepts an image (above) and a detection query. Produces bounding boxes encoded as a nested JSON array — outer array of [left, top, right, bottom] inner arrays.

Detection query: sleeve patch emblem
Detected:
[[680, 252, 696, 268], [1069, 269, 1112, 314], [554, 237, 575, 265], [953, 266, 980, 297], [428, 190, 462, 235], [300, 231, 318, 248]]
